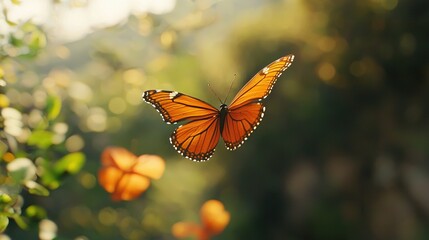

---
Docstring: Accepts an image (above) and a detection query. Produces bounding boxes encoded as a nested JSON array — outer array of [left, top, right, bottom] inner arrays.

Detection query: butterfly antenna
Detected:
[[223, 74, 236, 103], [208, 82, 223, 104]]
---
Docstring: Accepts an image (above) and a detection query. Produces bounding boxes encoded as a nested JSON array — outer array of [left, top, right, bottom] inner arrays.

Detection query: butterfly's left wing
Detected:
[[222, 54, 294, 150], [221, 102, 265, 150], [143, 90, 221, 161], [228, 54, 294, 108]]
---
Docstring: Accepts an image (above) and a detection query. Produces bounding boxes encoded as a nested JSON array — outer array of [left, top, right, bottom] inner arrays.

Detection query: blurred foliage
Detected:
[[0, 0, 428, 240], [0, 1, 85, 238]]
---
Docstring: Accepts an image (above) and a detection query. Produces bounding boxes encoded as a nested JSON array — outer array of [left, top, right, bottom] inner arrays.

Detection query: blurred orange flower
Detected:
[[98, 147, 165, 201], [172, 200, 230, 240]]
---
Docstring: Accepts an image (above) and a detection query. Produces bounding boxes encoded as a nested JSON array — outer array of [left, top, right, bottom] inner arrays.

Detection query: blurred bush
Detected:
[[0, 22, 85, 240]]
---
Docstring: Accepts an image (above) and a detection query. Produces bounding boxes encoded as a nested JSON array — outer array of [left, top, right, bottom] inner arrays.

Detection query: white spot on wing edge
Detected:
[[169, 91, 179, 99], [262, 67, 269, 75]]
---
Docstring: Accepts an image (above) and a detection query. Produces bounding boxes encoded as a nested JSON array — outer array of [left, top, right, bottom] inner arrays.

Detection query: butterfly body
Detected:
[[143, 54, 294, 161], [219, 104, 228, 133]]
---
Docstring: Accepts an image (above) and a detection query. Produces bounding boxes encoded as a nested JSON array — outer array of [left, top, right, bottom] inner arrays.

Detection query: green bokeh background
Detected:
[[2, 0, 429, 239]]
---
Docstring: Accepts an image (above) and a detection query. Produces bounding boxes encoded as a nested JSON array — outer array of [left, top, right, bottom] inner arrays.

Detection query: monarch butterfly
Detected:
[[142, 54, 294, 161]]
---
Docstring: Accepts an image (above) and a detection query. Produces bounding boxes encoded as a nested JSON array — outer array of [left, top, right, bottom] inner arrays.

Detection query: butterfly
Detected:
[[142, 54, 294, 162]]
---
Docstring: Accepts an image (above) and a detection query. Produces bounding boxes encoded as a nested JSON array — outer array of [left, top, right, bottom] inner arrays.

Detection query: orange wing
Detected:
[[170, 117, 221, 161], [229, 54, 294, 109], [143, 90, 221, 161], [221, 102, 265, 150], [143, 90, 218, 124], [222, 54, 294, 149]]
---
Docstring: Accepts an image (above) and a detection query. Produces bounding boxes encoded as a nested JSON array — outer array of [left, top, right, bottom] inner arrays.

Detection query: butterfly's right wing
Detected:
[[143, 90, 221, 161], [222, 55, 294, 150]]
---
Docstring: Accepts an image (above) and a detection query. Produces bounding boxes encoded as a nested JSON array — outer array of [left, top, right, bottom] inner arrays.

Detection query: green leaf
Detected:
[[0, 215, 9, 232], [25, 181, 50, 196], [9, 35, 22, 47], [11, 215, 27, 229], [0, 194, 12, 204], [55, 152, 85, 174], [40, 174, 61, 190], [27, 29, 47, 57], [45, 94, 62, 121], [27, 130, 54, 149], [25, 205, 47, 219], [38, 158, 61, 189], [5, 19, 18, 26]]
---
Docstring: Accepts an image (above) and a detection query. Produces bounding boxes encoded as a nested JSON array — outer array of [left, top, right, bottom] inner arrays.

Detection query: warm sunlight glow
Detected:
[[1, 0, 177, 42]]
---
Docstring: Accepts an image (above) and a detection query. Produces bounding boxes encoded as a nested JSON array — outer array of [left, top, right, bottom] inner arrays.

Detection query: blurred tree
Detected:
[[220, 0, 429, 240]]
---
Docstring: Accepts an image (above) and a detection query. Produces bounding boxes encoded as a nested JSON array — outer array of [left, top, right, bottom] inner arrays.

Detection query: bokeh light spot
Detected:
[[0, 234, 11, 240], [123, 69, 145, 85], [69, 82, 93, 101], [74, 236, 89, 240], [3, 152, 15, 163], [375, 0, 398, 10], [317, 62, 336, 82], [44, 70, 72, 89], [317, 37, 336, 52], [86, 108, 107, 132], [126, 88, 143, 105], [108, 97, 127, 114], [160, 30, 177, 48], [18, 92, 34, 108], [2, 107, 23, 137], [141, 212, 162, 230], [65, 135, 84, 152], [0, 94, 10, 108], [119, 217, 140, 238], [28, 109, 44, 128], [33, 90, 48, 109], [138, 15, 153, 36], [21, 72, 39, 88], [53, 123, 69, 135], [39, 219, 57, 240], [1, 108, 22, 119], [55, 46, 71, 59], [98, 207, 118, 226], [78, 172, 96, 189], [70, 206, 92, 226]]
